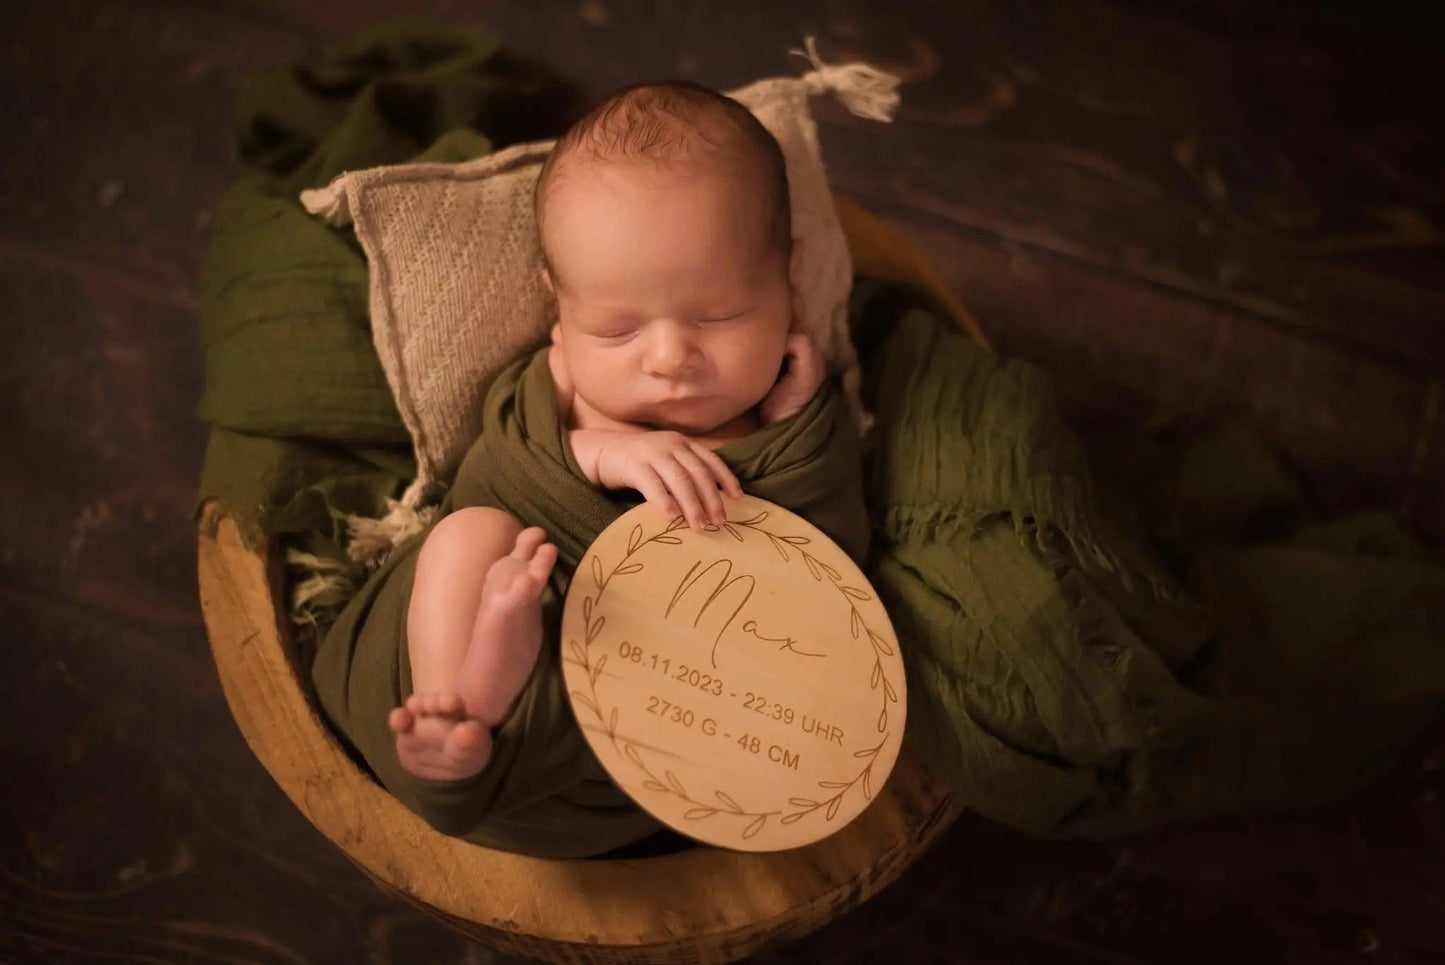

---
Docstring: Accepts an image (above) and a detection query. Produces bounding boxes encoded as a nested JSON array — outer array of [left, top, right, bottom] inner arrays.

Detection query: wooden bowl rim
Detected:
[[198, 511, 960, 950]]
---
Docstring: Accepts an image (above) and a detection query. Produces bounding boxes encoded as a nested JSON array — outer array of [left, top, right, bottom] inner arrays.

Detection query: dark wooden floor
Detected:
[[3, 0, 1442, 961]]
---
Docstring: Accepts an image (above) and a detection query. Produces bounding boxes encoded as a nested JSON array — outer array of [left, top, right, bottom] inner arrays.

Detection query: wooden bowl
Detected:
[[196, 193, 986, 962]]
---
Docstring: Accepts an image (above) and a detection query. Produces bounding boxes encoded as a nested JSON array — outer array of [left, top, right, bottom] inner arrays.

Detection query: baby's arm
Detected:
[[759, 331, 827, 425]]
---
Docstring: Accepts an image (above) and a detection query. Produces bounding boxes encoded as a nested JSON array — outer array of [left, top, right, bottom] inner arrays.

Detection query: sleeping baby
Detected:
[[387, 81, 838, 784], [311, 79, 870, 856]]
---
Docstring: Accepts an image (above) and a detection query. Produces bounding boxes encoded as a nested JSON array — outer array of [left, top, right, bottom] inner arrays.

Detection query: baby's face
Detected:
[[542, 161, 791, 435]]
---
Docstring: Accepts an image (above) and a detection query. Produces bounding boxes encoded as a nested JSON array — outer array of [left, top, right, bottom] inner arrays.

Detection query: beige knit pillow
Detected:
[[301, 41, 900, 554]]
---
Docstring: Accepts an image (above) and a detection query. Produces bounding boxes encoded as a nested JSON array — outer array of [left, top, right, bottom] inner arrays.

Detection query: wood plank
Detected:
[[807, 6, 1443, 369], [0, 257, 210, 627], [0, 589, 483, 963], [0, 0, 310, 288], [1402, 382, 1445, 543], [826, 120, 1445, 374], [849, 195, 1445, 541]]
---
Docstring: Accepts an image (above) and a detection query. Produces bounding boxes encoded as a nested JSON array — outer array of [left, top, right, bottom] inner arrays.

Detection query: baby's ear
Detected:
[[540, 265, 555, 294], [550, 321, 563, 345]]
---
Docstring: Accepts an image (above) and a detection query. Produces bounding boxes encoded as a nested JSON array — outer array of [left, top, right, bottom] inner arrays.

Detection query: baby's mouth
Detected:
[[656, 386, 706, 402]]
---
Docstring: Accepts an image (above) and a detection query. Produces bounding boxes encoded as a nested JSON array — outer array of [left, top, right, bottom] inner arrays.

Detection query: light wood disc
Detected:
[[560, 495, 906, 852]]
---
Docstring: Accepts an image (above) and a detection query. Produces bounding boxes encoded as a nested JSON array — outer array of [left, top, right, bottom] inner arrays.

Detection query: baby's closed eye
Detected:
[[697, 306, 752, 322]]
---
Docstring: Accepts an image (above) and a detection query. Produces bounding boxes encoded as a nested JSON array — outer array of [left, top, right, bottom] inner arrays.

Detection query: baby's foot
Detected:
[[457, 526, 558, 729], [388, 692, 493, 781]]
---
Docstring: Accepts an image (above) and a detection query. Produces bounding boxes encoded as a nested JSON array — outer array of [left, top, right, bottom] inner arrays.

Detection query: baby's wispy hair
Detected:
[[534, 81, 792, 275]]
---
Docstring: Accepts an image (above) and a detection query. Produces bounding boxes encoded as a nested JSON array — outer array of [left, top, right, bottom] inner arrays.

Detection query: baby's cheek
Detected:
[[575, 355, 641, 419]]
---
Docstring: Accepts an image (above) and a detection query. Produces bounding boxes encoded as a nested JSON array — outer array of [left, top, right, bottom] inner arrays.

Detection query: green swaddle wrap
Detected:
[[310, 344, 871, 858]]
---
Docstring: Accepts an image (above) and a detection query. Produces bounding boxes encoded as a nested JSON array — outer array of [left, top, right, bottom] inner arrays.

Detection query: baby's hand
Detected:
[[594, 431, 744, 531], [759, 331, 826, 425]]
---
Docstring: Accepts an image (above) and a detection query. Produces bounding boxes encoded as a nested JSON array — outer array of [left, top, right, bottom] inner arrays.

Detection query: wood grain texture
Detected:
[[0, 258, 208, 627], [0, 586, 479, 963], [2, 0, 309, 291], [849, 199, 1444, 530]]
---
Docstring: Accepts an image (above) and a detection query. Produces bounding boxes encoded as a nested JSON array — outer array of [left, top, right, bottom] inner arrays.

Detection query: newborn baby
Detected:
[[387, 82, 828, 782]]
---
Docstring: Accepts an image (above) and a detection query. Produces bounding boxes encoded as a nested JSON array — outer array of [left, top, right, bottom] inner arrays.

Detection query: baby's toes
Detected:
[[446, 719, 486, 756], [407, 692, 463, 717], [511, 526, 547, 560], [482, 556, 524, 592], [388, 706, 414, 734], [528, 542, 558, 582], [493, 563, 543, 604]]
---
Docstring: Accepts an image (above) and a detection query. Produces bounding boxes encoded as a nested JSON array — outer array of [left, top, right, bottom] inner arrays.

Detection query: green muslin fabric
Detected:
[[847, 281, 1444, 837], [192, 22, 573, 551], [309, 345, 871, 857]]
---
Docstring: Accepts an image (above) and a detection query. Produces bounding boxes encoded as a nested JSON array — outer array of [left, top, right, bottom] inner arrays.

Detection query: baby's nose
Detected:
[[645, 323, 699, 377]]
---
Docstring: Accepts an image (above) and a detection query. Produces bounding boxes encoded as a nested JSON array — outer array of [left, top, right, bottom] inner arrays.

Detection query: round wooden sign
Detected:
[[560, 495, 906, 852]]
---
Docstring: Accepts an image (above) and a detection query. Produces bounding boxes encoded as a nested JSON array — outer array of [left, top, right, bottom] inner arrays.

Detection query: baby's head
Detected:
[[535, 81, 795, 435]]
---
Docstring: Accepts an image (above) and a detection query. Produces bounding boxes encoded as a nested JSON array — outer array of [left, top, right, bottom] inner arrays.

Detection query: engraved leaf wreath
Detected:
[[564, 510, 898, 837]]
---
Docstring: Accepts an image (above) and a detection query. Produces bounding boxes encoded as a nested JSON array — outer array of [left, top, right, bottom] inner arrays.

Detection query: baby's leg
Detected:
[[388, 507, 558, 782]]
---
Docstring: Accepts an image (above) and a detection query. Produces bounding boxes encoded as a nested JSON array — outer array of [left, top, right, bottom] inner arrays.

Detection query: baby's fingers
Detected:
[[674, 447, 727, 525], [653, 457, 711, 531], [634, 466, 681, 525], [690, 442, 743, 500]]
